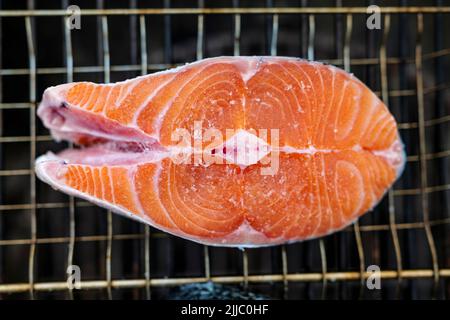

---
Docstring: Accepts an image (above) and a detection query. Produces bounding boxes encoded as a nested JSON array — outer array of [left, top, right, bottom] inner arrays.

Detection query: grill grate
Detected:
[[0, 0, 449, 299]]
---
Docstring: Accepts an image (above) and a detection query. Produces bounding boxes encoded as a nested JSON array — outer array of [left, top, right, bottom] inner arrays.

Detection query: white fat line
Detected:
[[312, 63, 325, 142], [294, 63, 318, 128], [333, 79, 350, 140], [164, 160, 209, 233], [165, 144, 333, 159], [116, 81, 136, 107], [254, 79, 293, 112], [359, 93, 378, 138], [151, 68, 207, 136], [280, 145, 334, 154], [79, 84, 97, 109], [372, 147, 404, 166], [131, 76, 175, 125], [100, 167, 106, 202], [352, 163, 365, 219], [91, 167, 98, 197], [285, 63, 315, 143], [333, 160, 346, 226], [310, 154, 323, 237], [372, 115, 394, 144], [318, 66, 336, 144], [128, 165, 146, 218], [320, 152, 333, 230], [108, 167, 116, 205], [153, 77, 239, 134], [152, 66, 227, 136], [88, 85, 107, 113]]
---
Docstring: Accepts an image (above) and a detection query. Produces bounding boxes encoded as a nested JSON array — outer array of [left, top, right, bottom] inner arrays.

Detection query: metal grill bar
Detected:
[[62, 0, 76, 301], [138, 13, 151, 300], [24, 12, 37, 300], [280, 244, 288, 298], [0, 7, 450, 17], [163, 0, 172, 64], [0, 0, 3, 287], [197, 0, 204, 61]]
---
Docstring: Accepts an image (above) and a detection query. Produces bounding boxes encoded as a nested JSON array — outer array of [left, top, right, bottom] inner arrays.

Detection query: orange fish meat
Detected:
[[36, 57, 405, 247]]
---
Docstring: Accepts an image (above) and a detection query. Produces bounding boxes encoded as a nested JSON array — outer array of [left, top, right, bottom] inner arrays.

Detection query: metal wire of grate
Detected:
[[0, 1, 449, 299]]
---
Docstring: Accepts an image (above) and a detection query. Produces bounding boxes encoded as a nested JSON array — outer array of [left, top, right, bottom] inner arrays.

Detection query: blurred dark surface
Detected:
[[168, 282, 268, 300]]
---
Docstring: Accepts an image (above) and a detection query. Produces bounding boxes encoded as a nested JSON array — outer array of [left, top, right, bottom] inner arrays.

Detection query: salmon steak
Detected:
[[36, 56, 405, 247]]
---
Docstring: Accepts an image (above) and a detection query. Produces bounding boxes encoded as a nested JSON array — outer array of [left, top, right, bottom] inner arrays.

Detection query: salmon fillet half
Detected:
[[36, 56, 405, 247]]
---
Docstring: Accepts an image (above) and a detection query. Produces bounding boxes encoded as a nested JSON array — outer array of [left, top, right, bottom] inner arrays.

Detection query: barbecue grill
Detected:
[[0, 0, 449, 300]]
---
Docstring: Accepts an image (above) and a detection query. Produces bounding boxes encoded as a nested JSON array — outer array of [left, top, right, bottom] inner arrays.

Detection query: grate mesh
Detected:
[[0, 0, 449, 299]]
